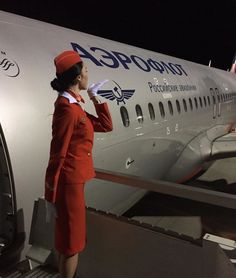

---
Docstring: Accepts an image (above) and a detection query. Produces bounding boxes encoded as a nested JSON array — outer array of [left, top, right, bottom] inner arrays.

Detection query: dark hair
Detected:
[[50, 62, 83, 92]]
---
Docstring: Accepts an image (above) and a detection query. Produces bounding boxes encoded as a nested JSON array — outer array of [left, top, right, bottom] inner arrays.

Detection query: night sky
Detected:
[[1, 0, 236, 70]]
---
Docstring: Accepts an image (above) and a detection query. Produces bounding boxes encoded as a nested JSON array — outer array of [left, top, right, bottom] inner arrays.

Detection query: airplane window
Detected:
[[176, 100, 181, 113], [189, 98, 193, 110], [168, 101, 173, 115], [203, 96, 207, 107], [199, 97, 203, 108], [183, 99, 187, 112], [120, 106, 130, 127], [159, 102, 165, 118], [148, 103, 155, 120], [194, 97, 198, 109], [135, 104, 144, 123]]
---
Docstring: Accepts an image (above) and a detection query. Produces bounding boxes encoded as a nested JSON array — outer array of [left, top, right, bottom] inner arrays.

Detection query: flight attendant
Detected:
[[44, 50, 113, 278]]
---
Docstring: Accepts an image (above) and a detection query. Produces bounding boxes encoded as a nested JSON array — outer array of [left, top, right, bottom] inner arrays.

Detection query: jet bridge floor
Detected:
[[1, 263, 59, 278]]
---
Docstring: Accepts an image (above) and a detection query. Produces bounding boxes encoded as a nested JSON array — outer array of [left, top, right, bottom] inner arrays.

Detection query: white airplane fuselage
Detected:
[[0, 11, 236, 265]]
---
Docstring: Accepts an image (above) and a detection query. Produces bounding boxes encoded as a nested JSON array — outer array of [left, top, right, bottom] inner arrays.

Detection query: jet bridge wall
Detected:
[[25, 198, 236, 278]]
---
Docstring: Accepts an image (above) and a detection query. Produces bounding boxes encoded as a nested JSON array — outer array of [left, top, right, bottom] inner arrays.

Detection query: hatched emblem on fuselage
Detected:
[[97, 80, 135, 105]]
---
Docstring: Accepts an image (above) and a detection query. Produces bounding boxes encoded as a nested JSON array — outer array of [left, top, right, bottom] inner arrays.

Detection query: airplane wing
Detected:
[[211, 132, 236, 159]]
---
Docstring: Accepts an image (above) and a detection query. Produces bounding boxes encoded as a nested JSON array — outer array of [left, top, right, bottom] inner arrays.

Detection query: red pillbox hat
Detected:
[[54, 50, 82, 74]]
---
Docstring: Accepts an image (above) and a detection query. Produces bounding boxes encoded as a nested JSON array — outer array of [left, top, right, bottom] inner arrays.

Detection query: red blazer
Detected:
[[45, 95, 113, 203]]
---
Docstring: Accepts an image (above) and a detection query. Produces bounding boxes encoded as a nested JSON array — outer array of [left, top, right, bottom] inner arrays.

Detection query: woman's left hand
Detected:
[[45, 200, 58, 223]]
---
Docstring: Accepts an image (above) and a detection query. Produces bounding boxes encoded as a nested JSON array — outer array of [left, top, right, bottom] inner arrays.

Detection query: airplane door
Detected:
[[0, 124, 24, 269], [210, 88, 217, 119], [0, 127, 15, 252], [215, 88, 221, 117]]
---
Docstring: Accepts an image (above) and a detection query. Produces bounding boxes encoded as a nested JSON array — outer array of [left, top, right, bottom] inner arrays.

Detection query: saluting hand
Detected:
[[87, 79, 109, 99]]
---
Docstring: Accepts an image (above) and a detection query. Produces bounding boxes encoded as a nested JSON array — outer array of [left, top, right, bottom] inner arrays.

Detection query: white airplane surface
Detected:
[[0, 10, 236, 268]]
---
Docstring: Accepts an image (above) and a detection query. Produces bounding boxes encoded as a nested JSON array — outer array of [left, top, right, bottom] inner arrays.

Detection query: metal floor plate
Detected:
[[3, 265, 59, 278]]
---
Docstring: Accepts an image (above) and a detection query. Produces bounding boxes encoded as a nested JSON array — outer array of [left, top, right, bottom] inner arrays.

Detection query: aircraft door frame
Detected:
[[210, 88, 217, 119], [0, 124, 18, 257], [215, 88, 221, 117]]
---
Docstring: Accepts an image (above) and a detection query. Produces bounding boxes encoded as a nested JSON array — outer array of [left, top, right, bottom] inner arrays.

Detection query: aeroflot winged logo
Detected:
[[0, 51, 20, 77], [98, 80, 135, 105]]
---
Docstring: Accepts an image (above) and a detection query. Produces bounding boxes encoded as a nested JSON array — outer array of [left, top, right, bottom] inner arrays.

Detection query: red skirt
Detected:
[[55, 179, 86, 256]]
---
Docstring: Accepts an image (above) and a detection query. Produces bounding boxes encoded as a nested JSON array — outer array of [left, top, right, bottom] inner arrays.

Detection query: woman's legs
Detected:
[[58, 252, 79, 278]]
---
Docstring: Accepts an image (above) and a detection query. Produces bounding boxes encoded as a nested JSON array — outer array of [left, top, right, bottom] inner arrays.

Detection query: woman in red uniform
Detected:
[[44, 50, 113, 278]]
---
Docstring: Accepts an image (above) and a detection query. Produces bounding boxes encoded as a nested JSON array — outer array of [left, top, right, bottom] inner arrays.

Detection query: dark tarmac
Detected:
[[123, 158, 236, 241]]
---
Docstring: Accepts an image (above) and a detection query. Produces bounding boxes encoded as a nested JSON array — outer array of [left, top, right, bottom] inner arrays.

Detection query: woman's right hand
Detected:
[[87, 79, 109, 99]]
